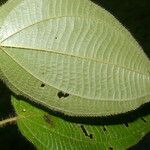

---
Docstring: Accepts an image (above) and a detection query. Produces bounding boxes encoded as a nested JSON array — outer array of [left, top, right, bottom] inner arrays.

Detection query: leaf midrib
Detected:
[[1, 44, 149, 77], [1, 46, 150, 102], [0, 15, 148, 76]]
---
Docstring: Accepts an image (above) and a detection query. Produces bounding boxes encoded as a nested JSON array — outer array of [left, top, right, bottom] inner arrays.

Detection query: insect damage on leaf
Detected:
[[80, 125, 93, 139], [57, 91, 69, 99], [11, 96, 150, 150], [141, 117, 147, 123], [124, 122, 129, 128], [40, 83, 45, 88], [0, 0, 149, 117], [103, 126, 107, 132], [108, 147, 114, 150], [43, 114, 53, 126]]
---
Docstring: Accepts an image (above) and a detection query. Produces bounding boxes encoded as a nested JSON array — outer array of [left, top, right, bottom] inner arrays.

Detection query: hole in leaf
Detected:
[[124, 123, 129, 127], [108, 147, 113, 150], [80, 125, 93, 139], [89, 134, 93, 139], [57, 91, 69, 98], [141, 117, 147, 123], [103, 126, 107, 131], [41, 83, 45, 87]]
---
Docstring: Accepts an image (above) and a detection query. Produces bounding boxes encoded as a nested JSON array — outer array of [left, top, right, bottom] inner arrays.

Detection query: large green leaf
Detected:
[[12, 96, 150, 150], [0, 0, 150, 116]]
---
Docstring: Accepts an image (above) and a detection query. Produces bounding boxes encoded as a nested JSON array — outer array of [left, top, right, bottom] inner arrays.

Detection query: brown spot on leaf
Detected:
[[43, 114, 53, 126]]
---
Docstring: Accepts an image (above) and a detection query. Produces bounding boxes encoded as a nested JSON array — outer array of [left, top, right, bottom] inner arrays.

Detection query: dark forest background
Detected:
[[0, 0, 150, 149]]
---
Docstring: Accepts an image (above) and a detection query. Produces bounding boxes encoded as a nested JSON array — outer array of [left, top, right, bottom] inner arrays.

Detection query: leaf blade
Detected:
[[0, 0, 150, 116], [12, 96, 150, 150]]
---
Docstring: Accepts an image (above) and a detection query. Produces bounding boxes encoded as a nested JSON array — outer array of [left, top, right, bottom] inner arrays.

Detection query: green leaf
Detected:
[[12, 96, 150, 150], [0, 0, 24, 75], [0, 0, 150, 116], [0, 0, 23, 26]]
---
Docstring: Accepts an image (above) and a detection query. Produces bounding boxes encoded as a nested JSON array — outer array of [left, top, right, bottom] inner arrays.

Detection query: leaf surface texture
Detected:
[[12, 96, 150, 150], [0, 0, 150, 116]]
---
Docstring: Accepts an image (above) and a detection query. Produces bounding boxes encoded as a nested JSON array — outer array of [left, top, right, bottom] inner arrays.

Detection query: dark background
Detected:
[[0, 0, 150, 149]]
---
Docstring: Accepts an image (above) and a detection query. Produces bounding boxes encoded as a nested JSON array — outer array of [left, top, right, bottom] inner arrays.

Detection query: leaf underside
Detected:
[[12, 96, 150, 150], [0, 0, 150, 116]]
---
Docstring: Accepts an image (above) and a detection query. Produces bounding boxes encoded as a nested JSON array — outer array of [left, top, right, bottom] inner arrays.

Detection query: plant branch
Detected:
[[0, 116, 17, 127]]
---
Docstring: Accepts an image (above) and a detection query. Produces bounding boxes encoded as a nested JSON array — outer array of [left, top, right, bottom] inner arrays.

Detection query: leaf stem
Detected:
[[0, 116, 17, 127]]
